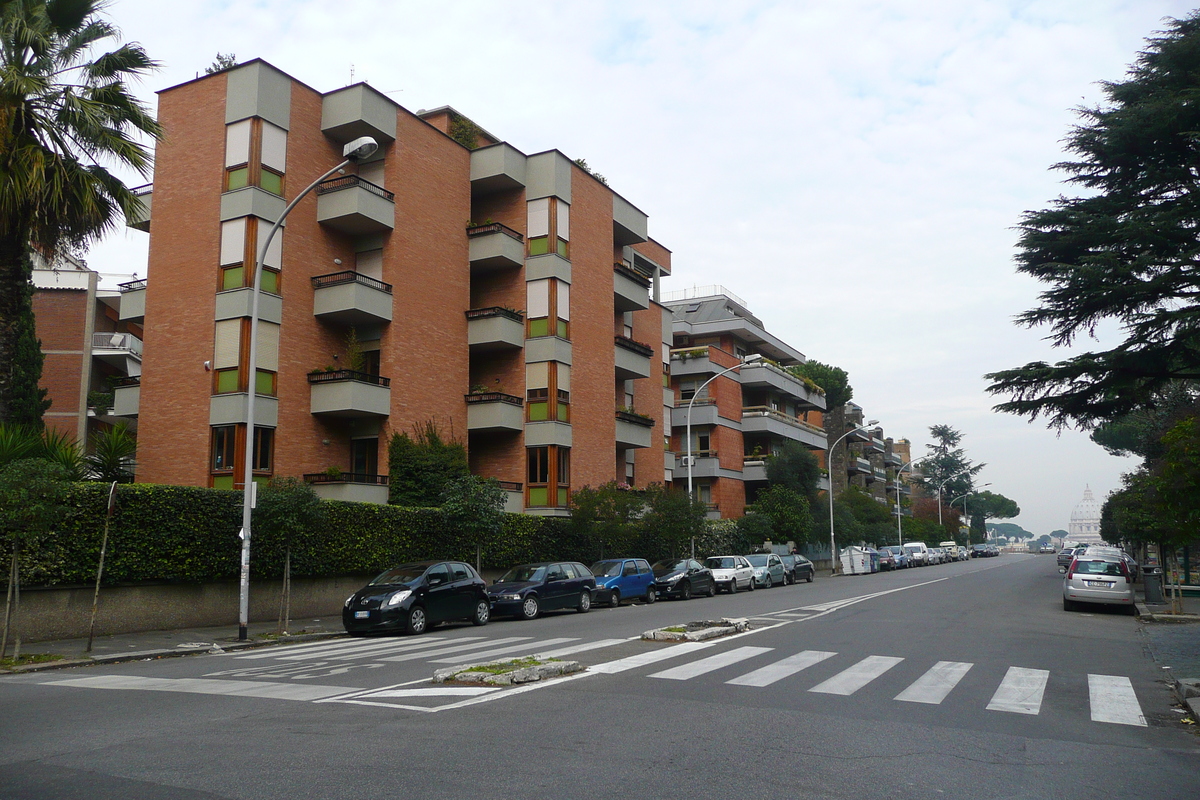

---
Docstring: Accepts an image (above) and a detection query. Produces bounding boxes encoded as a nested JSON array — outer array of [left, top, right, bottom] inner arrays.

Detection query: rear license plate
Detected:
[[354, 610, 370, 619], [1085, 581, 1113, 588]]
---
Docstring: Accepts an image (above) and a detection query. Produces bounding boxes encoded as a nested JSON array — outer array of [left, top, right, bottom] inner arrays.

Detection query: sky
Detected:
[[82, 0, 1199, 536]]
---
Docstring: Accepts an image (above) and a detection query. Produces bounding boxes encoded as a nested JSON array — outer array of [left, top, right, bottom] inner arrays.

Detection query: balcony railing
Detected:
[[616, 409, 655, 427], [316, 174, 395, 201], [311, 270, 393, 294], [614, 263, 652, 288], [674, 396, 715, 408], [92, 332, 143, 357], [466, 221, 524, 242], [112, 376, 141, 388], [307, 369, 391, 387], [465, 306, 524, 323], [466, 392, 523, 406], [303, 472, 389, 485], [740, 406, 826, 436], [496, 480, 523, 492], [614, 335, 654, 358], [118, 279, 147, 293]]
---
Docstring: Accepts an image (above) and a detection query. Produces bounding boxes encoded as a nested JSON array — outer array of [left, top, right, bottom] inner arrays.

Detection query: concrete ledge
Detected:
[[432, 657, 582, 685], [642, 618, 750, 642]]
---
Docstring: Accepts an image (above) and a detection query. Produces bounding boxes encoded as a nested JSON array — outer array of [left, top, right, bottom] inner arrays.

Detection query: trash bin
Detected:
[[1143, 568, 1164, 604]]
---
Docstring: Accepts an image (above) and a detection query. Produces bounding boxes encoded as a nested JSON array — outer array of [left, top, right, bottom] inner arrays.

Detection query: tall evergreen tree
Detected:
[[0, 0, 160, 423], [915, 424, 983, 505], [8, 276, 49, 428]]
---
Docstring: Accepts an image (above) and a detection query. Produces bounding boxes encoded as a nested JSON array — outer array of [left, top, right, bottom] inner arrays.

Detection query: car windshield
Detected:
[[885, 546, 902, 555], [706, 557, 737, 569], [368, 565, 427, 586], [903, 546, 921, 555], [652, 560, 688, 575], [745, 555, 769, 567], [499, 565, 546, 583], [591, 561, 623, 578]]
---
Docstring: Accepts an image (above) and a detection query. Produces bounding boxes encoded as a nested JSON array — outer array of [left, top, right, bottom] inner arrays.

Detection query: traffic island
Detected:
[[432, 656, 583, 685], [642, 617, 751, 642]]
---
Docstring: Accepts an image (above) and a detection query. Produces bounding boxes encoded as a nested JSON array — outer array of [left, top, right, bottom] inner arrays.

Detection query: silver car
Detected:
[[1063, 555, 1135, 613], [745, 553, 786, 588], [704, 555, 755, 593]]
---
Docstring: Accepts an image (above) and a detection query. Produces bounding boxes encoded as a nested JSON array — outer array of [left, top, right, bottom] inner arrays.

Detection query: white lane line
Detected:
[[808, 655, 904, 696], [726, 650, 837, 687], [533, 639, 627, 659], [1088, 674, 1146, 727], [358, 687, 501, 698], [274, 638, 468, 662], [986, 667, 1049, 715], [589, 641, 716, 674], [42, 675, 354, 701], [234, 637, 431, 659], [379, 637, 533, 663], [320, 638, 488, 662], [649, 646, 774, 681], [894, 661, 973, 705], [427, 638, 578, 664]]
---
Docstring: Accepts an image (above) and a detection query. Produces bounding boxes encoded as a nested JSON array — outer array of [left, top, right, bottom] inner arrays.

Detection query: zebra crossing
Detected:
[[610, 644, 1148, 727]]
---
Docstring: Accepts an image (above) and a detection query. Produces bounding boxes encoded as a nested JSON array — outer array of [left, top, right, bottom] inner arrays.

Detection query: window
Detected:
[[219, 217, 282, 294], [623, 562, 637, 577], [697, 432, 710, 452], [252, 427, 274, 472], [527, 198, 549, 255], [561, 563, 578, 579], [556, 201, 570, 258], [527, 445, 570, 507], [451, 563, 471, 581], [225, 118, 287, 197], [426, 564, 450, 585], [351, 438, 379, 476], [526, 362, 569, 422], [212, 426, 236, 472], [527, 387, 549, 421]]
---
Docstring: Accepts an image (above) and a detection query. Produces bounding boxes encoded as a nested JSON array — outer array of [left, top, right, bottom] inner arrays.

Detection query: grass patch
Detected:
[[0, 652, 67, 669], [461, 656, 559, 675], [662, 626, 687, 633]]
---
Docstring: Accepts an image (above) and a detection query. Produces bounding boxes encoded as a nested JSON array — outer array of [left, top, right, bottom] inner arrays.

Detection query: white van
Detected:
[[903, 541, 929, 566]]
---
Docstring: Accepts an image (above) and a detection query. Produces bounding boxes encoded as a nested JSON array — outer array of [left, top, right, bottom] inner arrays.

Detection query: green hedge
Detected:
[[15, 483, 597, 588]]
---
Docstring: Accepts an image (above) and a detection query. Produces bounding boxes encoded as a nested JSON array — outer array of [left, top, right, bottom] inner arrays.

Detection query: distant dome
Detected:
[[1069, 486, 1103, 543]]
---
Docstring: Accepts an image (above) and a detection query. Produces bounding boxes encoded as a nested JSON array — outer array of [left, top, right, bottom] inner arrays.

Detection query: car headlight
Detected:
[[344, 594, 355, 608], [665, 573, 684, 583], [498, 593, 521, 601], [384, 589, 412, 608]]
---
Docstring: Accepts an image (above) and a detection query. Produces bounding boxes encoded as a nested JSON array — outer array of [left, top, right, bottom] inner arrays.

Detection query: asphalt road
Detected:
[[2, 554, 1196, 799]]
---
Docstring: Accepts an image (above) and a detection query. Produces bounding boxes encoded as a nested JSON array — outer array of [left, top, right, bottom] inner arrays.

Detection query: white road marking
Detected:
[[357, 687, 501, 698], [379, 637, 533, 663], [986, 667, 1049, 715], [426, 638, 578, 664], [649, 646, 774, 680], [277, 638, 473, 662], [41, 675, 353, 701], [894, 661, 973, 705], [234, 637, 425, 659], [726, 650, 837, 687], [1088, 674, 1147, 726], [808, 655, 904, 696], [589, 641, 716, 674], [532, 639, 627, 658]]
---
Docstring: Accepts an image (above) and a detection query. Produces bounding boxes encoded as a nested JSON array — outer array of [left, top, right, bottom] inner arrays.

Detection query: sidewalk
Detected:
[[0, 617, 345, 674], [1136, 585, 1200, 720]]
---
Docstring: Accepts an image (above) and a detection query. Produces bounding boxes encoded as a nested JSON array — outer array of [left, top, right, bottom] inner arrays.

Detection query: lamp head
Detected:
[[742, 353, 764, 363], [865, 419, 879, 427], [343, 136, 379, 162]]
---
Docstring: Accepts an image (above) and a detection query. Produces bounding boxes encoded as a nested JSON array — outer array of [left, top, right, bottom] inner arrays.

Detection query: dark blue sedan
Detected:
[[487, 562, 596, 620]]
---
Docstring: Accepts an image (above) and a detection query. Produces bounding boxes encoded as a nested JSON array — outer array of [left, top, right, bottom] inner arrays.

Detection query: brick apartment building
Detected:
[[660, 286, 828, 518], [112, 59, 672, 515], [31, 253, 142, 443]]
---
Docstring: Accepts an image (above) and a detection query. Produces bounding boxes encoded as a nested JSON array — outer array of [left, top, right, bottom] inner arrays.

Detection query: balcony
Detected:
[[614, 335, 653, 380], [304, 472, 389, 505], [92, 332, 142, 373], [471, 143, 527, 195], [742, 457, 768, 482], [884, 452, 903, 467], [613, 193, 648, 246], [615, 409, 654, 449], [308, 370, 391, 418], [671, 398, 721, 429], [669, 347, 723, 378], [118, 279, 146, 323], [738, 361, 826, 410], [316, 175, 395, 235], [467, 307, 524, 352], [613, 264, 651, 312], [848, 457, 873, 475], [311, 271, 393, 326], [321, 84, 397, 146], [497, 479, 524, 513], [126, 184, 151, 232], [112, 376, 140, 417], [845, 426, 873, 443], [740, 406, 826, 450], [866, 436, 885, 454], [671, 450, 720, 481], [468, 223, 524, 272], [466, 392, 524, 433], [873, 467, 888, 482]]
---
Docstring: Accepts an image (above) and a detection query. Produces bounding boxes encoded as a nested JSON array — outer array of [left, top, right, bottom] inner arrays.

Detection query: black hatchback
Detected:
[[343, 560, 490, 636]]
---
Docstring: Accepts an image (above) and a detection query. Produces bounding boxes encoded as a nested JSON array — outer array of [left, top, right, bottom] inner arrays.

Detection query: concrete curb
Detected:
[[642, 617, 751, 642], [432, 657, 583, 685], [0, 631, 345, 675]]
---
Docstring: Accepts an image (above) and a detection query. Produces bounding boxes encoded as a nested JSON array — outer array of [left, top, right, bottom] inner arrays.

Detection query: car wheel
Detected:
[[645, 586, 656, 604], [706, 581, 716, 598], [729, 579, 737, 594], [577, 591, 591, 613], [520, 595, 540, 620], [406, 606, 427, 635], [748, 577, 755, 591], [472, 599, 490, 626], [764, 575, 773, 589], [806, 571, 813, 583], [609, 589, 621, 609], [679, 581, 692, 601]]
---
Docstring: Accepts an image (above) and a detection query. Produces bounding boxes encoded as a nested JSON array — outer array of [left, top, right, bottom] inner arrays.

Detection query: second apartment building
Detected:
[[120, 60, 672, 515]]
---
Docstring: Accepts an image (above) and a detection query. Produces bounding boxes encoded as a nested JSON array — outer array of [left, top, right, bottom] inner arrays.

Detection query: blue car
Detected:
[[590, 558, 656, 607]]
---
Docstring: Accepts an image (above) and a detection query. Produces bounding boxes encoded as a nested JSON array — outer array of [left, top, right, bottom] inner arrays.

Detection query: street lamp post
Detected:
[[936, 471, 971, 527], [685, 353, 762, 500], [895, 454, 935, 545], [950, 483, 991, 545], [827, 419, 879, 576], [237, 136, 379, 641]]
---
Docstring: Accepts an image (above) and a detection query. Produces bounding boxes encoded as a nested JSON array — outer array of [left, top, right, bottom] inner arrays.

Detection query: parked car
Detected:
[[785, 553, 815, 582], [903, 542, 929, 566], [1084, 545, 1140, 582], [986, 544, 1001, 557], [972, 544, 988, 558], [652, 559, 716, 600], [876, 547, 896, 571], [343, 560, 490, 636], [1063, 554, 1135, 613], [705, 555, 755, 593], [882, 545, 909, 568], [1039, 543, 1056, 554], [745, 553, 786, 588], [590, 558, 656, 607], [1058, 546, 1087, 569], [928, 548, 944, 565], [487, 562, 596, 620]]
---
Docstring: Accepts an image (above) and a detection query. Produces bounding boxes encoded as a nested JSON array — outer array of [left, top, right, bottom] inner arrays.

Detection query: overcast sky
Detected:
[[85, 0, 1197, 536]]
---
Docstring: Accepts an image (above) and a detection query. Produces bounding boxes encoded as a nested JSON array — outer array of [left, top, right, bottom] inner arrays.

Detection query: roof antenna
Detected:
[[350, 64, 355, 85]]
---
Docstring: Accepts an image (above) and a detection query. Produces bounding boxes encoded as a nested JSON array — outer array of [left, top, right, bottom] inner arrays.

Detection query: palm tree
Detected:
[[0, 0, 160, 422]]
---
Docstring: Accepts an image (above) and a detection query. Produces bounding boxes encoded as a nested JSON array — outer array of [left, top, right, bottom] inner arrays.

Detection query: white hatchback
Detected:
[[1063, 555, 1135, 613], [704, 555, 755, 594]]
